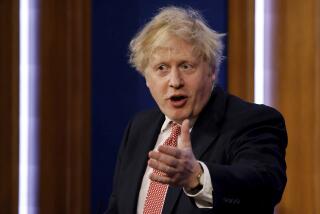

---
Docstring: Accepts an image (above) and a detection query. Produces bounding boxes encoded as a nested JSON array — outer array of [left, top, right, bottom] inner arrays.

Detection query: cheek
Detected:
[[193, 78, 212, 102], [147, 80, 165, 100], [145, 75, 157, 91], [193, 75, 210, 92]]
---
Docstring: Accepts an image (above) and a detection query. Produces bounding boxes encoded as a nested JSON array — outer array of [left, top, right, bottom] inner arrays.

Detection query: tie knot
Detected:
[[163, 122, 181, 147], [170, 122, 181, 138]]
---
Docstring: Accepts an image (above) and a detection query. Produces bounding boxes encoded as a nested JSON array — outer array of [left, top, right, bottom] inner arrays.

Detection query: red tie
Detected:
[[143, 122, 181, 214]]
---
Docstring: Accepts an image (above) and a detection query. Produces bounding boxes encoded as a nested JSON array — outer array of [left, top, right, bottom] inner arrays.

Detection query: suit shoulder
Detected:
[[128, 108, 164, 129], [229, 94, 283, 115], [225, 94, 286, 127], [131, 108, 162, 121]]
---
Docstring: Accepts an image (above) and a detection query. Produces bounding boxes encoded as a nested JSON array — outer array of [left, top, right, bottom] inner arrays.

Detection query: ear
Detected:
[[211, 70, 216, 82], [144, 73, 150, 88], [208, 66, 216, 82]]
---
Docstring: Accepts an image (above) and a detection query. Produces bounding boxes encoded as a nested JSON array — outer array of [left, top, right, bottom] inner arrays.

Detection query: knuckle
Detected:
[[158, 155, 165, 162], [153, 160, 160, 168], [160, 162, 167, 171], [170, 159, 178, 167], [171, 176, 178, 183], [175, 150, 181, 158], [181, 159, 188, 166], [176, 166, 184, 174], [167, 170, 174, 177]]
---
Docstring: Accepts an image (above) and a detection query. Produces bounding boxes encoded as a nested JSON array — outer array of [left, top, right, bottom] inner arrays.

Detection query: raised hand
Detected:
[[148, 119, 202, 190]]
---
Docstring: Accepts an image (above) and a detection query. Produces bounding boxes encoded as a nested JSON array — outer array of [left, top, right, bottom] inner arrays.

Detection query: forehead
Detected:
[[149, 37, 198, 63]]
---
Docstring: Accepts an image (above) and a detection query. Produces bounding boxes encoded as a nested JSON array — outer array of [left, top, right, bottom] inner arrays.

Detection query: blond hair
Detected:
[[129, 6, 224, 76]]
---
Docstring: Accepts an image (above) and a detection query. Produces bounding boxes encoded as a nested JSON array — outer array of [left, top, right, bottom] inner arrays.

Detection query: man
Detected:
[[106, 6, 287, 214]]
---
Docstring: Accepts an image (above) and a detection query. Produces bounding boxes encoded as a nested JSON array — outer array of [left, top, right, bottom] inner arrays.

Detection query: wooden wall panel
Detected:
[[265, 0, 320, 213], [227, 0, 254, 101], [38, 0, 91, 213], [0, 0, 19, 213], [228, 0, 320, 213]]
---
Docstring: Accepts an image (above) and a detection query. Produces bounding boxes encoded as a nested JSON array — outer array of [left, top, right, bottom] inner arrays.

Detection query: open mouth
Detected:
[[169, 95, 187, 107], [170, 95, 187, 101]]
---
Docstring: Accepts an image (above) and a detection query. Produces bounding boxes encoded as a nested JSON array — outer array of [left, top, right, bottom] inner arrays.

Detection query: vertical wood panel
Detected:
[[229, 0, 320, 212], [38, 0, 91, 213], [227, 0, 254, 101], [265, 0, 320, 213], [0, 0, 19, 213], [314, 0, 320, 210]]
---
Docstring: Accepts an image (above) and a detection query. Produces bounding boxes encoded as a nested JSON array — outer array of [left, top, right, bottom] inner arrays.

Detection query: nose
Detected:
[[169, 69, 184, 89]]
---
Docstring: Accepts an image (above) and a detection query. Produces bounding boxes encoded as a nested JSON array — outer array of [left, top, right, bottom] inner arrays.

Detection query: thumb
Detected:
[[178, 119, 192, 149]]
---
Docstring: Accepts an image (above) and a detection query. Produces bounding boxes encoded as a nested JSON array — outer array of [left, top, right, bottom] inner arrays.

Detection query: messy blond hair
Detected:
[[129, 6, 224, 76]]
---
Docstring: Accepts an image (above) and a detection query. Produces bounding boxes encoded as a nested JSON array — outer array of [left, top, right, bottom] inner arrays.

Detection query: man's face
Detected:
[[144, 36, 215, 123]]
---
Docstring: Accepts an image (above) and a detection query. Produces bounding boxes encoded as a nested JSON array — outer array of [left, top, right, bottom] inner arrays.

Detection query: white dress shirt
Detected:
[[137, 117, 213, 213]]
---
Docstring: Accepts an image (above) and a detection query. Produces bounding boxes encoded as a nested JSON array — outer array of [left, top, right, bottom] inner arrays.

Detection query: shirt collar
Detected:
[[160, 116, 197, 133]]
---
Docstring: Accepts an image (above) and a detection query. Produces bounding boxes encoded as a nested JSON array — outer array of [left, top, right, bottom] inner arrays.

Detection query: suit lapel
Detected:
[[192, 85, 227, 159], [125, 111, 165, 213], [162, 85, 228, 214], [162, 186, 182, 214]]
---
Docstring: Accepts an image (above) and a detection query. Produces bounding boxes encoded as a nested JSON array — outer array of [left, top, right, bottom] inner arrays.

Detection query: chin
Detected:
[[167, 112, 190, 123]]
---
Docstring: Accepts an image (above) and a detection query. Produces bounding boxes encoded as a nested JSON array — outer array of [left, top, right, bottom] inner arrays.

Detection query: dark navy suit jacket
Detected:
[[106, 86, 287, 214]]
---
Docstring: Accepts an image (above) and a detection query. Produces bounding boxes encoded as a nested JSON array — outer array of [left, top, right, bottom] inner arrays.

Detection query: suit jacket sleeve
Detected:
[[205, 105, 287, 212]]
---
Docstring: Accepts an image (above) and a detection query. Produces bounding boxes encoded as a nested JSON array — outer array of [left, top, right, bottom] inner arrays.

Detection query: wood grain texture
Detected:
[[38, 0, 91, 213], [0, 0, 19, 213], [227, 0, 254, 102], [0, 0, 19, 214], [265, 0, 320, 213], [228, 0, 320, 212]]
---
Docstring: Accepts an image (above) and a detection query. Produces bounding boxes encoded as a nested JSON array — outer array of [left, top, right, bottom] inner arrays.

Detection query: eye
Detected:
[[179, 63, 194, 72], [156, 64, 169, 73]]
